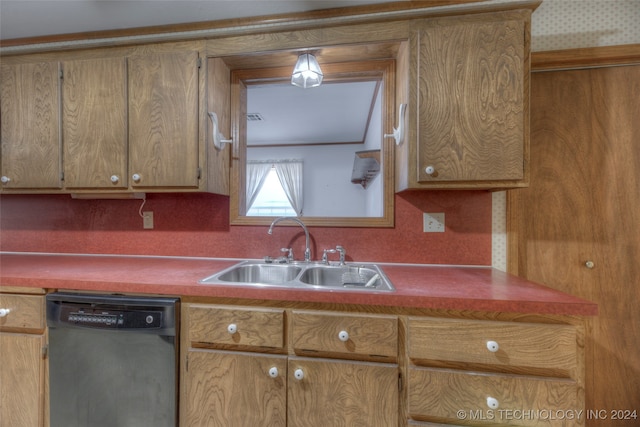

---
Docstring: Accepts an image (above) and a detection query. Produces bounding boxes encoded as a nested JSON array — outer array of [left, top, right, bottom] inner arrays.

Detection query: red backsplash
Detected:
[[0, 191, 491, 265]]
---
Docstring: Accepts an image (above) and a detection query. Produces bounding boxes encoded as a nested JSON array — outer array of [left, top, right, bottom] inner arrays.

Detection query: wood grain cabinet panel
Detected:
[[183, 304, 399, 426], [0, 294, 45, 332], [0, 333, 46, 427], [409, 421, 466, 427], [408, 317, 577, 377], [188, 305, 284, 349], [128, 50, 200, 189], [0, 292, 46, 427], [0, 61, 61, 190], [399, 10, 530, 190], [62, 57, 128, 189], [291, 311, 398, 360], [408, 368, 581, 427], [287, 357, 398, 427], [184, 349, 287, 427], [406, 315, 584, 427]]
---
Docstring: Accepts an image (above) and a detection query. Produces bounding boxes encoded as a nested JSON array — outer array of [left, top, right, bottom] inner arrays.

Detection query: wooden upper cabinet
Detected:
[[62, 57, 128, 189], [128, 50, 200, 189], [0, 61, 62, 190], [398, 10, 530, 190]]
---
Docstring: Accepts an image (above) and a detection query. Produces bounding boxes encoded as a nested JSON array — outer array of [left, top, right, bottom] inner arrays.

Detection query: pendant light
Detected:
[[291, 53, 323, 88]]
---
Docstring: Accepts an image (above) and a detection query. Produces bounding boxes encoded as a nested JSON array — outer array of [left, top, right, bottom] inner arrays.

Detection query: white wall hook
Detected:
[[208, 112, 233, 151], [384, 103, 406, 146]]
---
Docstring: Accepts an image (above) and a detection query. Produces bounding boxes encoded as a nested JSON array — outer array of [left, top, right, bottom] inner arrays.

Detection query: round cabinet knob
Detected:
[[132, 173, 141, 183], [425, 166, 436, 175], [585, 260, 595, 269], [110, 175, 120, 184], [486, 340, 500, 353], [227, 323, 237, 334], [268, 367, 279, 378], [294, 369, 304, 380], [0, 308, 10, 317], [338, 330, 350, 342], [487, 397, 500, 409], [0, 176, 10, 184]]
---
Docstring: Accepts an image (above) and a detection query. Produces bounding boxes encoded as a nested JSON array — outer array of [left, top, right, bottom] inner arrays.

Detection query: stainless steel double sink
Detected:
[[199, 260, 394, 292]]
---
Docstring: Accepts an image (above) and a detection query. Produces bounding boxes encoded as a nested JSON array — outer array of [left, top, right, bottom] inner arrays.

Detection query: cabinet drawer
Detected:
[[408, 368, 581, 427], [291, 311, 397, 359], [408, 317, 577, 377], [409, 421, 465, 427], [0, 294, 44, 332], [188, 305, 284, 349]]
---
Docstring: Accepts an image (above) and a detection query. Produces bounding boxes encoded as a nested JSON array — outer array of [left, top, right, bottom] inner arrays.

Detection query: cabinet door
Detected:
[[412, 12, 526, 185], [128, 51, 200, 189], [62, 57, 127, 189], [509, 64, 640, 425], [184, 349, 286, 427], [0, 333, 45, 427], [0, 62, 61, 190], [288, 357, 398, 427]]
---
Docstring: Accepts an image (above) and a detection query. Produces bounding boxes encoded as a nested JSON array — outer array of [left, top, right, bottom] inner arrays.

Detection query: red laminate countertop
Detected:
[[0, 253, 597, 316]]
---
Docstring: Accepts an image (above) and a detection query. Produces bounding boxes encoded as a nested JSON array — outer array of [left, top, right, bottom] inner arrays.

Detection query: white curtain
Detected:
[[245, 162, 271, 212], [274, 160, 304, 216]]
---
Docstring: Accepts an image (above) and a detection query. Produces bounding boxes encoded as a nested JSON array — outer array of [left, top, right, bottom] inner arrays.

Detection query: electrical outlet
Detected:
[[423, 212, 445, 232], [143, 211, 154, 229]]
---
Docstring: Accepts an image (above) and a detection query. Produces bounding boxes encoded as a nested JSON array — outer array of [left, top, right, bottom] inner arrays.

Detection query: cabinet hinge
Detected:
[[42, 344, 48, 359], [59, 69, 64, 79], [197, 57, 202, 69], [197, 167, 202, 180], [60, 172, 64, 181], [185, 354, 189, 372], [398, 372, 403, 392]]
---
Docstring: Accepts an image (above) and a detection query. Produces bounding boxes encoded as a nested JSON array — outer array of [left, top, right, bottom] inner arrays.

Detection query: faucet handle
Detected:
[[322, 248, 337, 264], [281, 247, 294, 261]]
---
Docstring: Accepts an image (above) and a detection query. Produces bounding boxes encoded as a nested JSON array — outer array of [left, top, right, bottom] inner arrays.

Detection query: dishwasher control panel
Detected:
[[58, 304, 163, 329], [46, 293, 178, 334]]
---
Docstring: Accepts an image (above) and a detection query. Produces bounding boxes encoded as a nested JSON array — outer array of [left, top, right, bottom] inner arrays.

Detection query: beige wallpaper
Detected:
[[531, 0, 640, 51]]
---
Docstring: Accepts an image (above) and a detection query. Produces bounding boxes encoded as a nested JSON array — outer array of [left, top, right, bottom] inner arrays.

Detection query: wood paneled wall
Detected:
[[508, 45, 640, 426]]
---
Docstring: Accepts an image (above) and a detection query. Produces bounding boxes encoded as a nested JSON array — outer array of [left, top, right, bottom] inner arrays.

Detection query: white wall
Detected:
[[362, 84, 383, 217], [248, 144, 372, 217]]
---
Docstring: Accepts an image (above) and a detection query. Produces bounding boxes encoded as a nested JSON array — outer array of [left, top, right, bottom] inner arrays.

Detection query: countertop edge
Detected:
[[0, 252, 598, 317]]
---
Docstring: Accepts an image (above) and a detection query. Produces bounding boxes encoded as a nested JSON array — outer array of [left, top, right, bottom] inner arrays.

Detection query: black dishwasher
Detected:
[[46, 292, 179, 427]]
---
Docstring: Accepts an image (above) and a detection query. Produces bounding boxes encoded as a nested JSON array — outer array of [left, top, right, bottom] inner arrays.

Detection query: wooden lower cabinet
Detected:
[[184, 350, 287, 426], [182, 303, 399, 427], [408, 368, 580, 427], [407, 316, 584, 427], [182, 302, 585, 427], [0, 333, 46, 427], [0, 290, 47, 427], [287, 357, 398, 427]]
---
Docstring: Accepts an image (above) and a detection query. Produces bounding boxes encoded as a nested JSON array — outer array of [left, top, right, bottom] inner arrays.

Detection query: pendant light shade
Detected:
[[291, 53, 323, 88]]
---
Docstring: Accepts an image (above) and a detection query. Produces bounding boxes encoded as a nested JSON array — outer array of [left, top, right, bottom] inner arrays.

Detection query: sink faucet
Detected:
[[268, 217, 312, 262], [322, 245, 346, 265]]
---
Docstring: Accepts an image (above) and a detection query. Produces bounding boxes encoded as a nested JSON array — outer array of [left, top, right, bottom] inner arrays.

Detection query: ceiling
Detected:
[[0, 0, 396, 41], [247, 80, 380, 146]]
